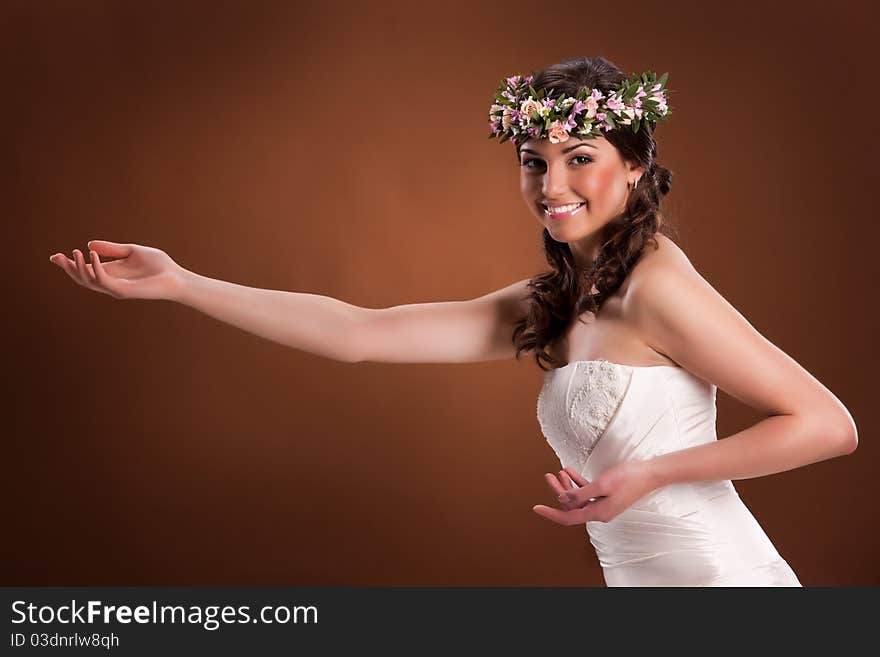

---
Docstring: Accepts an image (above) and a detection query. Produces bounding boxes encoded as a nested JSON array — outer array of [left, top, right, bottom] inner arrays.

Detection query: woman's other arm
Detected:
[[625, 246, 858, 488]]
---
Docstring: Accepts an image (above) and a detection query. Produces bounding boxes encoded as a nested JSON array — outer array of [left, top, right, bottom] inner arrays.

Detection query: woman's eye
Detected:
[[520, 156, 592, 169]]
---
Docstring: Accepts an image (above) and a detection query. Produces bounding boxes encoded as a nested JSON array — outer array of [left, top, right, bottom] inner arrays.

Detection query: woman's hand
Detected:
[[49, 240, 187, 301], [533, 462, 658, 525]]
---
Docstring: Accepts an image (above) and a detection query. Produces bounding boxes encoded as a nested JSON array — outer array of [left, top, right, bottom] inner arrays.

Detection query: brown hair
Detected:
[[510, 56, 678, 371]]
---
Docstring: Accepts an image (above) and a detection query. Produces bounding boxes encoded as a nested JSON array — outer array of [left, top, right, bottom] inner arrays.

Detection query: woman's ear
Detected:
[[626, 161, 646, 179]]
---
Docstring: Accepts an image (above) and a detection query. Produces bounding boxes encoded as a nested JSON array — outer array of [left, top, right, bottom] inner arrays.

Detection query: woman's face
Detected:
[[518, 135, 643, 265]]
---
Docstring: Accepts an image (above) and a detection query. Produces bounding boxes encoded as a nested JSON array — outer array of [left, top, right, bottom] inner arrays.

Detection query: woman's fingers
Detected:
[[89, 249, 122, 297], [69, 249, 89, 286], [534, 471, 612, 522], [563, 467, 589, 487], [51, 253, 83, 284], [559, 470, 578, 490], [543, 472, 576, 510], [561, 473, 601, 508], [544, 473, 565, 496], [532, 502, 607, 526], [87, 240, 132, 259], [51, 248, 120, 296], [73, 249, 97, 289], [533, 504, 583, 525], [564, 481, 602, 507], [541, 468, 602, 508]]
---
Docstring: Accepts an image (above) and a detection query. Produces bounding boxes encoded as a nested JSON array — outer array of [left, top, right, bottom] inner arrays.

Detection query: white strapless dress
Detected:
[[537, 359, 802, 587]]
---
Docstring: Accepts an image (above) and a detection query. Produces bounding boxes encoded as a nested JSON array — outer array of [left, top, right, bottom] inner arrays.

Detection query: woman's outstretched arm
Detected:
[[175, 270, 367, 362], [49, 240, 531, 365], [179, 272, 532, 364]]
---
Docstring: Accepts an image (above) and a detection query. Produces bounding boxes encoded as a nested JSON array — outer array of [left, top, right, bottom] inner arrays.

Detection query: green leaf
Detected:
[[633, 118, 641, 133], [658, 72, 668, 87]]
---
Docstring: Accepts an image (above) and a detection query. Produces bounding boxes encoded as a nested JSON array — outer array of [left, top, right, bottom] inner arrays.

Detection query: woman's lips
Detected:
[[543, 202, 586, 219]]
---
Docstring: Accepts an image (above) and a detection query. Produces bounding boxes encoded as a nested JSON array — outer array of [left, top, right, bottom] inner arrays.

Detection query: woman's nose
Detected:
[[542, 164, 569, 198]]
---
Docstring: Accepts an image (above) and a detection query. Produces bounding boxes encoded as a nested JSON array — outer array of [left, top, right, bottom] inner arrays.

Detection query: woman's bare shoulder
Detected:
[[643, 232, 691, 267], [619, 234, 701, 366], [623, 233, 693, 296]]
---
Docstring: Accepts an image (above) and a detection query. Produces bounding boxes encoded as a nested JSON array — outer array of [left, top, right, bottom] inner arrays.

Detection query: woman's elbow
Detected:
[[828, 412, 858, 455], [839, 424, 858, 455]]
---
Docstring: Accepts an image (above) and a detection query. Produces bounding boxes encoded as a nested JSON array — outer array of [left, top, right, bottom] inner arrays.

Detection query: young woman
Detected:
[[49, 57, 857, 587]]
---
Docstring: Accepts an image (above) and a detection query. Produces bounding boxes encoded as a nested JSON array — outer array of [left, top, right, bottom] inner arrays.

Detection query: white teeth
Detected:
[[544, 202, 584, 215]]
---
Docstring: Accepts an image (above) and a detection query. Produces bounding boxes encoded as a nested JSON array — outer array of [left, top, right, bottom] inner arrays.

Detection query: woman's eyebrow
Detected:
[[520, 142, 597, 156]]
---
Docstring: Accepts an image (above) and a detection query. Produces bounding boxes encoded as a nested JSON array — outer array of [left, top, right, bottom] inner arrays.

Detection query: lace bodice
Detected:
[[536, 359, 633, 471]]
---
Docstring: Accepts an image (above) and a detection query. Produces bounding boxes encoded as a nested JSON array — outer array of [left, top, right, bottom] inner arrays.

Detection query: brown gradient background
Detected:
[[4, 1, 877, 586]]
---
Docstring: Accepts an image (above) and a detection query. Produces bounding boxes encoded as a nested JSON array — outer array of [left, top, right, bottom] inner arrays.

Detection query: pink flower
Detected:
[[548, 120, 571, 144], [650, 93, 668, 114], [537, 98, 555, 118], [606, 94, 624, 115], [520, 98, 543, 122], [584, 88, 604, 118], [501, 107, 517, 131]]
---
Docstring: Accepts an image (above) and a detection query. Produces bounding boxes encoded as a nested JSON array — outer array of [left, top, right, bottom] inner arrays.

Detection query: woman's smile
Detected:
[[543, 201, 586, 219]]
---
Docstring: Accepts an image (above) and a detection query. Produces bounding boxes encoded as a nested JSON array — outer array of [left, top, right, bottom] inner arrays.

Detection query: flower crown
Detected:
[[487, 71, 671, 145]]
